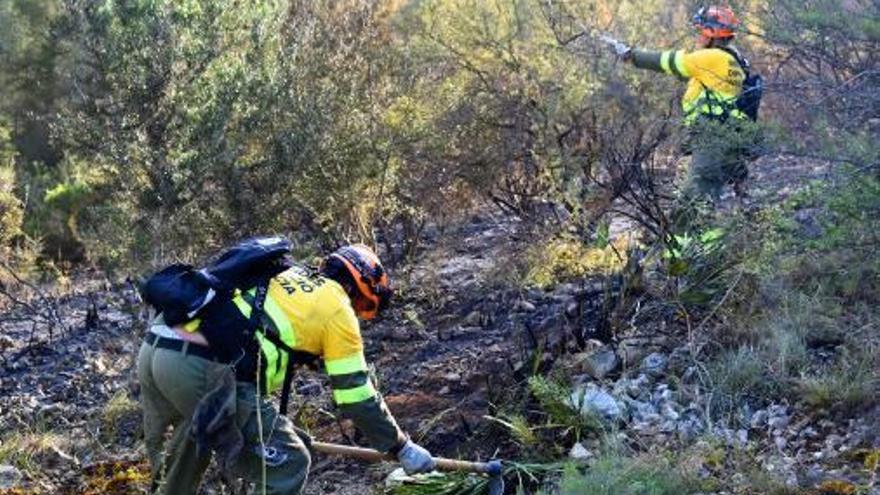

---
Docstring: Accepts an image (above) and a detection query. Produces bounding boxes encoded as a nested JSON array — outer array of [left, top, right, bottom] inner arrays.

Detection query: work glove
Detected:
[[397, 440, 436, 474], [599, 35, 632, 61]]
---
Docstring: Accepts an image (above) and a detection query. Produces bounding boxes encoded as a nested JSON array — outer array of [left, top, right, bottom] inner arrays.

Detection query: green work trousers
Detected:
[[137, 340, 311, 495], [686, 142, 748, 200], [683, 119, 760, 200]]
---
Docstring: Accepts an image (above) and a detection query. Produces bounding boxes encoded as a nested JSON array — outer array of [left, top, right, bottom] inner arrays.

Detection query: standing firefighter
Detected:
[[137, 239, 435, 494], [609, 5, 762, 199]]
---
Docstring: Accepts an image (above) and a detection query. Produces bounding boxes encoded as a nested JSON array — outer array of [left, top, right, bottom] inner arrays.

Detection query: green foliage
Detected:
[[391, 0, 679, 225], [702, 167, 880, 418], [0, 165, 23, 249], [758, 0, 880, 166], [101, 389, 141, 442], [387, 461, 562, 495], [543, 456, 702, 495], [525, 236, 628, 288], [485, 413, 539, 448], [0, 425, 67, 474], [708, 346, 777, 413], [49, 0, 410, 269], [798, 350, 878, 414]]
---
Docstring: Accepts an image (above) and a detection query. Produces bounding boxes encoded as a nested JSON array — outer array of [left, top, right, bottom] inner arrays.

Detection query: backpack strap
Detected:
[[242, 280, 304, 415], [717, 45, 750, 76]]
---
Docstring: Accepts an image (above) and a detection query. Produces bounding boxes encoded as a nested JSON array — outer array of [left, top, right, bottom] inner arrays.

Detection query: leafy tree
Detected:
[[52, 0, 402, 269]]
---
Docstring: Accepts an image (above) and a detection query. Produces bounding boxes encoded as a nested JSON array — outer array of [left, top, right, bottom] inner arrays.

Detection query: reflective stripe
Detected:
[[232, 293, 251, 316], [683, 89, 745, 125], [660, 51, 673, 74], [671, 50, 689, 78], [326, 353, 368, 375], [329, 371, 369, 390], [233, 290, 298, 393], [183, 319, 201, 332], [333, 381, 377, 405]]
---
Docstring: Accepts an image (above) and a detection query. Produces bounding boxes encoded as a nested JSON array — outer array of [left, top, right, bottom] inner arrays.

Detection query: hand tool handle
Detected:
[[311, 441, 501, 475]]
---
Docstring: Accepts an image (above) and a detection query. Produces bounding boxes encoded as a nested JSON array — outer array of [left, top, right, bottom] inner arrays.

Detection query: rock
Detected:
[[463, 311, 483, 327], [640, 352, 668, 377], [514, 300, 537, 313], [801, 426, 819, 439], [443, 372, 462, 383], [774, 435, 788, 451], [564, 300, 579, 318], [0, 465, 21, 489], [794, 208, 823, 239], [768, 415, 790, 431], [659, 420, 677, 433], [825, 434, 844, 449], [568, 442, 594, 460], [661, 403, 680, 422], [750, 409, 768, 429], [579, 346, 620, 380], [389, 327, 411, 341], [625, 374, 651, 399], [736, 429, 749, 445], [677, 417, 705, 440], [653, 384, 673, 403], [570, 384, 622, 422], [767, 404, 788, 417], [486, 344, 502, 354], [385, 467, 410, 488], [627, 399, 658, 421]]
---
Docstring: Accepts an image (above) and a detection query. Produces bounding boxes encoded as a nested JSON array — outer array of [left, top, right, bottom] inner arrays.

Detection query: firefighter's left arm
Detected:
[[323, 308, 407, 453]]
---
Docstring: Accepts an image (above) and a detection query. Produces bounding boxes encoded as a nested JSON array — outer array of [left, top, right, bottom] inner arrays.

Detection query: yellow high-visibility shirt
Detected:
[[634, 47, 747, 122], [269, 266, 363, 362]]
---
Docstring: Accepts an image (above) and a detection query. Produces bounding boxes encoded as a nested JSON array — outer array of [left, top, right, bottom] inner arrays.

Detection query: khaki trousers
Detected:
[[137, 340, 311, 494]]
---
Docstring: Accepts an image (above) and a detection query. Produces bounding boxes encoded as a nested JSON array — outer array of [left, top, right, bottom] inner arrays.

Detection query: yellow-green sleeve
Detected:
[[632, 48, 691, 79], [323, 308, 406, 452]]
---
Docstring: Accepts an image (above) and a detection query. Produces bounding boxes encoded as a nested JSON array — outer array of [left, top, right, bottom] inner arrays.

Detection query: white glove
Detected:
[[397, 440, 436, 474], [599, 35, 632, 59]]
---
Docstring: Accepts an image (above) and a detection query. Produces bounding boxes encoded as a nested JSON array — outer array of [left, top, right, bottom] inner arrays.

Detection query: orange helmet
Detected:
[[325, 244, 392, 320], [693, 5, 740, 42]]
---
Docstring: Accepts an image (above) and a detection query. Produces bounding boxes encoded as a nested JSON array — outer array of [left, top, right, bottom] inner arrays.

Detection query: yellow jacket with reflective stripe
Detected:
[[633, 47, 747, 123], [193, 265, 405, 451]]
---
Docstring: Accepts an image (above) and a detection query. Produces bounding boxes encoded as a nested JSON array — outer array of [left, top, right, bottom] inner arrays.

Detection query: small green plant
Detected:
[[485, 413, 539, 448], [0, 426, 67, 474], [541, 455, 702, 495], [708, 346, 777, 415], [798, 353, 878, 414], [101, 389, 140, 442], [525, 236, 628, 288], [528, 375, 601, 441]]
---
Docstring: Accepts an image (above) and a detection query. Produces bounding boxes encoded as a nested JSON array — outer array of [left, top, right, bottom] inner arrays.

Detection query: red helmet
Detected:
[[325, 244, 392, 320], [693, 5, 740, 42]]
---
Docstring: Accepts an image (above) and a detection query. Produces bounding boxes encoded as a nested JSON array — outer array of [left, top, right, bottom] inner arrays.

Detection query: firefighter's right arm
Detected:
[[630, 49, 691, 80]]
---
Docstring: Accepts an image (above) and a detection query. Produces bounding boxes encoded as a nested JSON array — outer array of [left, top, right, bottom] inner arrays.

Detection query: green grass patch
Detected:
[[542, 455, 703, 495], [0, 426, 69, 474]]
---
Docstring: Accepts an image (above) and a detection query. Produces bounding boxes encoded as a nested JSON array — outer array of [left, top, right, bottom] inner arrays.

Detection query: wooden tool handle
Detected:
[[311, 441, 501, 475]]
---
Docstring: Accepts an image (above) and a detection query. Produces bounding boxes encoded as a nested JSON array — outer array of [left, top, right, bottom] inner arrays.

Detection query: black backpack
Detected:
[[720, 46, 763, 121], [142, 236, 293, 326], [142, 236, 309, 413]]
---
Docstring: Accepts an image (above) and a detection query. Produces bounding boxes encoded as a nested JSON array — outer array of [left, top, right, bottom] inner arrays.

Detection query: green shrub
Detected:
[[528, 375, 601, 441], [798, 351, 878, 414], [708, 346, 778, 414], [525, 236, 629, 288], [544, 455, 702, 495]]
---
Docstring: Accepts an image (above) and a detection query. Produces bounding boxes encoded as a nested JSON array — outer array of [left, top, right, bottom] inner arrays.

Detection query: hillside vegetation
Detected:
[[0, 1, 878, 494]]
